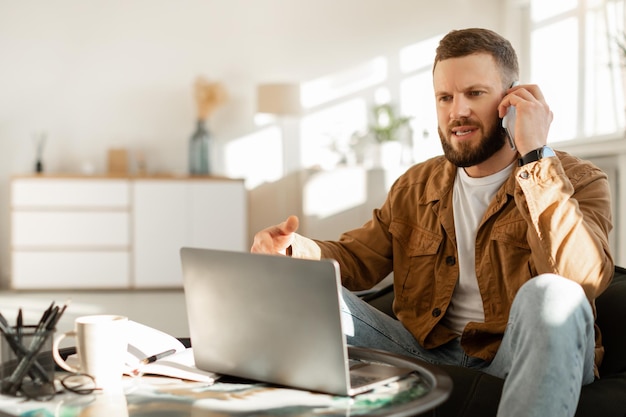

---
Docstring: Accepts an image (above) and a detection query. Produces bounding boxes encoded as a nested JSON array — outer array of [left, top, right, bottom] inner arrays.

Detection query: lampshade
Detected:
[[256, 83, 302, 115]]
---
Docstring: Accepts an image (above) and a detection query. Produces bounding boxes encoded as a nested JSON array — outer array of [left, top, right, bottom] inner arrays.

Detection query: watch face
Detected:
[[541, 146, 556, 158]]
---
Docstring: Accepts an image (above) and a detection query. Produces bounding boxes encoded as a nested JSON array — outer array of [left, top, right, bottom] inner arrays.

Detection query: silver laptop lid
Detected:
[[180, 247, 351, 395]]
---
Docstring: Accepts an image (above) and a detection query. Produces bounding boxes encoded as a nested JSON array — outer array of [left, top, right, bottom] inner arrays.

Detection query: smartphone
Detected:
[[502, 81, 519, 150]]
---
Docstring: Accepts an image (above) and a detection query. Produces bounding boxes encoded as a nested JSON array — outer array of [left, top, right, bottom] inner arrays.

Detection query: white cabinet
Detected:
[[11, 178, 131, 289], [10, 176, 247, 289], [12, 179, 130, 207], [13, 212, 130, 247], [132, 179, 247, 287]]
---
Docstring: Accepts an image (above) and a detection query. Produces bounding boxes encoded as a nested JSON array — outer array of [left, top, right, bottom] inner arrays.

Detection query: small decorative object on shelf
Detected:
[[189, 77, 227, 175], [189, 120, 211, 175], [32, 131, 46, 173]]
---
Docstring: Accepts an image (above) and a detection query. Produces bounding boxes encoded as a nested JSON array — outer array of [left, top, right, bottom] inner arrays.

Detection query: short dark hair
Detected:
[[434, 28, 519, 88]]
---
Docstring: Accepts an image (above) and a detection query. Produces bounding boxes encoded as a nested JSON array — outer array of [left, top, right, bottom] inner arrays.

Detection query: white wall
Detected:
[[0, 0, 506, 285]]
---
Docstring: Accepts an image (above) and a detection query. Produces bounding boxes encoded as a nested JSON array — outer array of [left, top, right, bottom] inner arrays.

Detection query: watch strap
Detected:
[[518, 146, 555, 166]]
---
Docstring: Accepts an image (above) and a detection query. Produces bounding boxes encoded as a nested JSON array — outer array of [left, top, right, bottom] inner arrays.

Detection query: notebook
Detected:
[[180, 247, 412, 396]]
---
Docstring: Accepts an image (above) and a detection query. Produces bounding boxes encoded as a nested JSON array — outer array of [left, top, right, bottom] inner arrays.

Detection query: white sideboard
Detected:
[[10, 175, 247, 289]]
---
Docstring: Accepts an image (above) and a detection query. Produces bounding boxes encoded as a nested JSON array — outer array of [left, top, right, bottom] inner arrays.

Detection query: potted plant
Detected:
[[367, 103, 413, 167], [370, 103, 412, 143]]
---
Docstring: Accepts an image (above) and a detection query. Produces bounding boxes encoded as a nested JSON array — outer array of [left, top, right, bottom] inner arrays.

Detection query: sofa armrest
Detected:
[[596, 266, 626, 377]]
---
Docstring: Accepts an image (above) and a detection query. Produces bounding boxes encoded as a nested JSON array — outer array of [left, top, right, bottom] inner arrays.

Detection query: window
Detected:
[[529, 0, 625, 142], [398, 35, 444, 162]]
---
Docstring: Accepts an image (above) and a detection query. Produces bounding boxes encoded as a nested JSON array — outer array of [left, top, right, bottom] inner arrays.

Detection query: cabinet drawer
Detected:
[[12, 212, 130, 247], [12, 251, 130, 289], [12, 179, 129, 208]]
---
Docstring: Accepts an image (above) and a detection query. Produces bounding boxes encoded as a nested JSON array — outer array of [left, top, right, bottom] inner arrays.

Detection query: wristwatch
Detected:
[[518, 146, 556, 166]]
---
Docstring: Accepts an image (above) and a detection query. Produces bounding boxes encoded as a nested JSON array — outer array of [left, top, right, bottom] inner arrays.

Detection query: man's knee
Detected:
[[513, 274, 593, 328]]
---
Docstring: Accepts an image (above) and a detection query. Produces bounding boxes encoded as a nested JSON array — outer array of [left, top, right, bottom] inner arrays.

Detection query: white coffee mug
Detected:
[[52, 315, 128, 390]]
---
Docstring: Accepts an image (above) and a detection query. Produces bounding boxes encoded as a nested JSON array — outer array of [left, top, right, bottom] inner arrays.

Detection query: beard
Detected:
[[438, 118, 508, 167]]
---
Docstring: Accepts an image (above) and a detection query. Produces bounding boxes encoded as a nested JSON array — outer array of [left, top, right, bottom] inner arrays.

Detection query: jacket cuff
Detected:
[[289, 233, 322, 260]]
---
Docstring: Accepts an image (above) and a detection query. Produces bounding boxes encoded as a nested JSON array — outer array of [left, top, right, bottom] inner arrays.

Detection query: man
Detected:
[[251, 28, 613, 417]]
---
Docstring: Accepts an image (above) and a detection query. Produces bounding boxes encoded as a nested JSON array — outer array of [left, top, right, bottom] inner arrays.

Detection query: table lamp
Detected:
[[256, 83, 302, 116], [256, 83, 302, 174]]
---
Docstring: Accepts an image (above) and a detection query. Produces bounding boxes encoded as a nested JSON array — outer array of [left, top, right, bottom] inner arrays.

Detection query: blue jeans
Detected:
[[340, 274, 596, 417]]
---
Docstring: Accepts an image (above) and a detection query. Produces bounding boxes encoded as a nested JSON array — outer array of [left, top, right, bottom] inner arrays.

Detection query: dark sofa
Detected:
[[362, 266, 626, 417]]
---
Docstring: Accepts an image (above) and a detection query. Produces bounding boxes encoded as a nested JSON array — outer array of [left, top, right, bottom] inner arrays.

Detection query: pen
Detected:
[[16, 309, 23, 344], [37, 301, 55, 329], [141, 349, 176, 365]]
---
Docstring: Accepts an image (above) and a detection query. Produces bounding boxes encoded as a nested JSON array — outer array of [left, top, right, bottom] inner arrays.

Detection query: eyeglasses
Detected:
[[59, 373, 100, 395], [16, 372, 100, 401]]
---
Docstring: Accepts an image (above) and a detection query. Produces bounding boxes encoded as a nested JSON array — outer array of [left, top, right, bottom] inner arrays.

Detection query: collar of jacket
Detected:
[[419, 156, 518, 206]]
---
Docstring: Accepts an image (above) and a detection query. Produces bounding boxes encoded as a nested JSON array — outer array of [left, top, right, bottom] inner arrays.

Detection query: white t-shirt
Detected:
[[441, 163, 514, 335]]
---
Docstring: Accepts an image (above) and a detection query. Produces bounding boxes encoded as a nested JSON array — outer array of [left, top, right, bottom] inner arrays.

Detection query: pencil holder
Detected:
[[0, 325, 55, 398]]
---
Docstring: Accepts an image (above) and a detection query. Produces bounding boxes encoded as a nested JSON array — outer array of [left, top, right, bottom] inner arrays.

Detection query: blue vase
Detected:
[[189, 120, 210, 175]]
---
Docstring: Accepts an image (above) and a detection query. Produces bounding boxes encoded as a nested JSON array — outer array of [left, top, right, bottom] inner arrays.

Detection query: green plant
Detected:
[[369, 103, 412, 143]]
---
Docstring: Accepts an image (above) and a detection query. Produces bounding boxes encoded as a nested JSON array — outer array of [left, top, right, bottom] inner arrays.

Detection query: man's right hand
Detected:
[[250, 215, 300, 255]]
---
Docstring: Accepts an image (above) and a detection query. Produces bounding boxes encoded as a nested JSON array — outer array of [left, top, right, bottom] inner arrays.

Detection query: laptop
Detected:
[[180, 247, 413, 396]]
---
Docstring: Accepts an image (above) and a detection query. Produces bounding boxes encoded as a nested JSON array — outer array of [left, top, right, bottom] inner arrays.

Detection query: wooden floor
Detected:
[[0, 289, 189, 341]]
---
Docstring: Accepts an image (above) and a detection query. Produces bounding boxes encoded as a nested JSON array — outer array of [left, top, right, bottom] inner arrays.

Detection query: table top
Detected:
[[0, 346, 452, 417]]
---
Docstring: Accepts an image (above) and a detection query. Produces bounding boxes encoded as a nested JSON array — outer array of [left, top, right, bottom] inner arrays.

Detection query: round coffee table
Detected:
[[121, 345, 452, 417]]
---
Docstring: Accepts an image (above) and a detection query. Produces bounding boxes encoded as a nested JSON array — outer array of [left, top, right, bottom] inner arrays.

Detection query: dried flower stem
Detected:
[[195, 77, 228, 120]]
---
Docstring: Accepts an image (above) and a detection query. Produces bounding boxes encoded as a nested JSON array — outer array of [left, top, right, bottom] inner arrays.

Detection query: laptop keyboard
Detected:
[[348, 359, 363, 369], [348, 358, 413, 389], [349, 359, 383, 387], [350, 372, 384, 387]]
